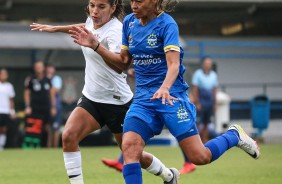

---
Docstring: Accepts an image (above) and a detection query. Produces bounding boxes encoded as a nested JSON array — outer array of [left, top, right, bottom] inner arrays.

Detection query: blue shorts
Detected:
[[123, 91, 198, 143]]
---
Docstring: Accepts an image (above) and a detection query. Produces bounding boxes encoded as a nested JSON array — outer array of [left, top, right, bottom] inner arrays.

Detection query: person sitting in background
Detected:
[[0, 68, 16, 150]]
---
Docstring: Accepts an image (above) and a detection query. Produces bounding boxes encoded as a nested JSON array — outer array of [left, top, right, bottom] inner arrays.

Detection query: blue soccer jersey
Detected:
[[122, 12, 189, 99]]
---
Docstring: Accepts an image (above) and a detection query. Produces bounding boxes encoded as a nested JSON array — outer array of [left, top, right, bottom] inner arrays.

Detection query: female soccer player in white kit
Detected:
[[31, 0, 178, 183]]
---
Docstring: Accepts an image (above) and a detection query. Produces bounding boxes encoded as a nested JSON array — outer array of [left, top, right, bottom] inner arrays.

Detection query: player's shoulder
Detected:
[[123, 13, 136, 25], [104, 17, 122, 36], [158, 12, 177, 24], [108, 17, 122, 27]]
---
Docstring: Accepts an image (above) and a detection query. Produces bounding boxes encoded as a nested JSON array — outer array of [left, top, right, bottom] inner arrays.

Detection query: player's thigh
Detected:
[[123, 103, 163, 143], [64, 107, 101, 141], [158, 92, 196, 140]]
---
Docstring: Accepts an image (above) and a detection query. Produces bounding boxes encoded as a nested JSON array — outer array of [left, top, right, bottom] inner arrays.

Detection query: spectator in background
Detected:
[[192, 56, 218, 143], [0, 68, 16, 150], [23, 61, 56, 148], [46, 64, 63, 147]]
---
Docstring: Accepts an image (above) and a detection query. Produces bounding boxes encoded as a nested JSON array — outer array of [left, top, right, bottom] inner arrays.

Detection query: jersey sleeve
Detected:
[[24, 76, 32, 89], [8, 83, 15, 98], [106, 28, 122, 53], [121, 16, 130, 51], [163, 23, 181, 53], [52, 75, 63, 90]]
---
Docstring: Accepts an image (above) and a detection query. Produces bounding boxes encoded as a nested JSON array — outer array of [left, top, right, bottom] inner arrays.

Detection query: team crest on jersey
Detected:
[[177, 104, 189, 123], [147, 34, 158, 48]]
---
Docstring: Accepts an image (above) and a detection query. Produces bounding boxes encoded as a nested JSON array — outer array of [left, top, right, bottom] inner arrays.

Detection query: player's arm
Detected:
[[23, 77, 32, 115], [161, 50, 180, 91], [70, 26, 132, 71], [9, 98, 16, 119], [30, 23, 85, 34], [23, 88, 31, 115], [151, 50, 180, 105], [192, 84, 200, 110], [50, 87, 57, 117], [213, 87, 217, 112]]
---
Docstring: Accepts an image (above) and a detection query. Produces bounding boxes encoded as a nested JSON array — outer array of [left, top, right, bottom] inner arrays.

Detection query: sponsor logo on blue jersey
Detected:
[[132, 54, 162, 66]]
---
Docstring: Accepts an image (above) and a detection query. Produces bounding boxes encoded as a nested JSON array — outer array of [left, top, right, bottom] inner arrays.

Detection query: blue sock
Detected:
[[118, 153, 124, 164], [205, 130, 239, 162], [123, 163, 142, 184]]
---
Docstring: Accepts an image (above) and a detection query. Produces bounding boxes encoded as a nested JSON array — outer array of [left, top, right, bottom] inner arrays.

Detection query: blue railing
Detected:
[[184, 40, 282, 60]]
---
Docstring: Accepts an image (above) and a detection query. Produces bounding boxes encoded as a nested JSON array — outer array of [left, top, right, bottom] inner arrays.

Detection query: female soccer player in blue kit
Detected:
[[70, 0, 260, 183]]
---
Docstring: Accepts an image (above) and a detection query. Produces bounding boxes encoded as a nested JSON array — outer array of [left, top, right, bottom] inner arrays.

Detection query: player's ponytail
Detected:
[[111, 0, 125, 21], [157, 0, 179, 12]]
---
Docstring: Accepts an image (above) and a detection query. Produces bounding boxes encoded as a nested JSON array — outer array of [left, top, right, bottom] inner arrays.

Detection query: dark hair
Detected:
[[0, 68, 7, 73], [200, 56, 211, 65], [157, 0, 179, 12], [85, 0, 125, 21]]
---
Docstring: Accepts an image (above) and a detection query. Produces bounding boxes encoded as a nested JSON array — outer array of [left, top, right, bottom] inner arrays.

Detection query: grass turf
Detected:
[[0, 144, 281, 184]]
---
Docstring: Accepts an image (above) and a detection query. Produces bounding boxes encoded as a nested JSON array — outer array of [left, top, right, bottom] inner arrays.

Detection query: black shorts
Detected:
[[77, 95, 132, 134], [29, 110, 52, 126], [0, 114, 10, 127], [197, 108, 213, 125]]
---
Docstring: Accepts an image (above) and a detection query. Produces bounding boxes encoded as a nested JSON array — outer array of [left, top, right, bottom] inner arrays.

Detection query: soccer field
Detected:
[[0, 144, 281, 184]]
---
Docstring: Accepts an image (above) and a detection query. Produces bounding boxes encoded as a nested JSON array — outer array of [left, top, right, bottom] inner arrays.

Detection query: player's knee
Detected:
[[62, 129, 77, 147], [122, 136, 143, 161], [189, 153, 211, 165]]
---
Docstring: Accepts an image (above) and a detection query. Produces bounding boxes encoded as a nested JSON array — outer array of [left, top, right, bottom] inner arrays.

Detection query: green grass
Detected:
[[0, 144, 282, 184]]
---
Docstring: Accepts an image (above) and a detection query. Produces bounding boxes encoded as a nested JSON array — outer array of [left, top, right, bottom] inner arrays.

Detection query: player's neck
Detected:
[[139, 11, 160, 26]]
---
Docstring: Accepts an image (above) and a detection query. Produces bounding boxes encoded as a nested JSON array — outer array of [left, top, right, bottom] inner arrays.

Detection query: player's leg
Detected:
[[113, 132, 175, 182], [122, 102, 178, 184], [0, 125, 7, 150], [101, 152, 123, 172], [62, 106, 101, 184], [165, 91, 259, 166], [179, 148, 196, 174], [179, 123, 260, 165], [0, 114, 9, 150], [53, 108, 62, 147]]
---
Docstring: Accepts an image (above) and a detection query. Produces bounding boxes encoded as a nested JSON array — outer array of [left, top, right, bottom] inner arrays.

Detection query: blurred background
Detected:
[[0, 0, 281, 148]]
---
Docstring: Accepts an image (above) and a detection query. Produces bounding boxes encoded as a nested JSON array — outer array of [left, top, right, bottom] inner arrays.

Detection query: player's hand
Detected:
[[30, 23, 56, 32], [69, 26, 99, 50], [25, 107, 32, 115], [51, 107, 57, 117], [196, 103, 201, 111], [150, 86, 178, 105], [10, 113, 17, 120]]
